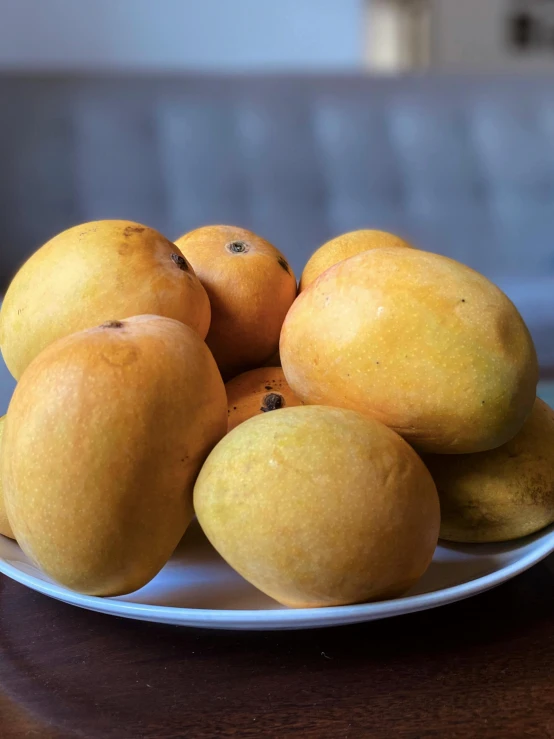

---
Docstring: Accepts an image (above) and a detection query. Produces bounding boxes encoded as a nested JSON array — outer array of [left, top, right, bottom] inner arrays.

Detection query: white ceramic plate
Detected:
[[0, 520, 553, 630]]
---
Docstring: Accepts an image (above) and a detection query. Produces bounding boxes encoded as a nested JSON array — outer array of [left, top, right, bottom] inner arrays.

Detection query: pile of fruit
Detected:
[[0, 222, 553, 609]]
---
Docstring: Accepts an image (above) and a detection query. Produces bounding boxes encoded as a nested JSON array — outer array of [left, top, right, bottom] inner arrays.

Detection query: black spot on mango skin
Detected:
[[101, 320, 124, 329], [171, 253, 189, 271], [261, 393, 285, 412], [265, 385, 272, 391], [277, 256, 290, 274], [79, 225, 98, 239], [123, 225, 145, 237], [226, 241, 248, 254]]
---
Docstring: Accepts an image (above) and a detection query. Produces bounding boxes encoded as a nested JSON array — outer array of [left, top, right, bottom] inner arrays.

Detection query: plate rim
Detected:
[[0, 526, 553, 630]]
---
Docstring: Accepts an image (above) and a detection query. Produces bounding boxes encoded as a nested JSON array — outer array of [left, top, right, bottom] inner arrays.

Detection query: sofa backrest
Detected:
[[1, 73, 554, 286]]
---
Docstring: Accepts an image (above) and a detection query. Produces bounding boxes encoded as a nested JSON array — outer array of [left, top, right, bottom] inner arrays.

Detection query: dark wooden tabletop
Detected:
[[1, 556, 554, 739]]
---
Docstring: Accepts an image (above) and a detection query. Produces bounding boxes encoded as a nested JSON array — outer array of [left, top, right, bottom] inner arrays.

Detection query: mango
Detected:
[[424, 398, 554, 542], [225, 367, 304, 431], [0, 220, 211, 380], [175, 225, 297, 380], [300, 229, 414, 292], [2, 315, 227, 595], [194, 405, 440, 608], [0, 415, 14, 539], [281, 248, 538, 454]]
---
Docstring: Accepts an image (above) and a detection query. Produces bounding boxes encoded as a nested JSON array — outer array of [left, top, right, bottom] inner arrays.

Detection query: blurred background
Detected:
[[0, 0, 553, 403]]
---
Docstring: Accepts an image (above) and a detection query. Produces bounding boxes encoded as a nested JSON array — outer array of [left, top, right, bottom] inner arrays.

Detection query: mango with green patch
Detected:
[[424, 398, 554, 543]]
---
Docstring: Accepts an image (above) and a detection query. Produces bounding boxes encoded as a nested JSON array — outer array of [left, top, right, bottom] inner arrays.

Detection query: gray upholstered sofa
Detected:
[[1, 73, 553, 413]]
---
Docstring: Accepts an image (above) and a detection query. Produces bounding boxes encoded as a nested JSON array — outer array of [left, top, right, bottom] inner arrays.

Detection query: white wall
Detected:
[[433, 0, 554, 71], [0, 0, 364, 71]]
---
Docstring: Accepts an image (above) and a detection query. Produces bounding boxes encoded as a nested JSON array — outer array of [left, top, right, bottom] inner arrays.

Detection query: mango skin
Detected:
[[300, 229, 414, 292], [0, 220, 211, 380], [175, 225, 297, 380], [424, 398, 554, 543], [2, 315, 227, 596], [281, 248, 538, 454], [194, 405, 440, 608], [225, 367, 304, 432], [0, 415, 14, 539]]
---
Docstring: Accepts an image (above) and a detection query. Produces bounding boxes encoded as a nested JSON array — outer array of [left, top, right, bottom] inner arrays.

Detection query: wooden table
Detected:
[[1, 557, 554, 739]]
